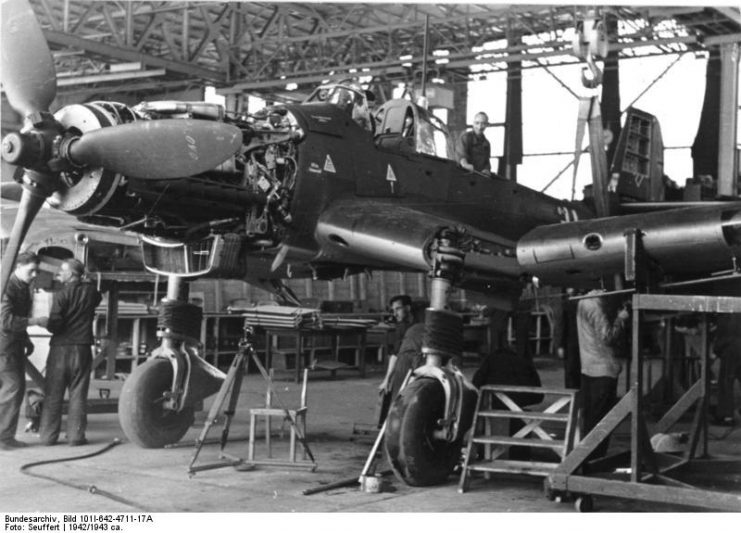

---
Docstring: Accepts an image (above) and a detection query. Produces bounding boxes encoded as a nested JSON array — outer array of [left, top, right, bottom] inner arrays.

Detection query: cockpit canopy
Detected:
[[374, 99, 455, 160], [304, 80, 455, 161], [306, 81, 367, 107]]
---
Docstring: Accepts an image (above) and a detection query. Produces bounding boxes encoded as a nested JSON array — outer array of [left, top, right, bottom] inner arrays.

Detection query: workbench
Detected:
[[263, 325, 368, 382]]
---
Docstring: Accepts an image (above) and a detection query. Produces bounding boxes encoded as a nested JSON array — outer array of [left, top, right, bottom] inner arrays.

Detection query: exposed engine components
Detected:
[[239, 108, 302, 238], [31, 98, 304, 251]]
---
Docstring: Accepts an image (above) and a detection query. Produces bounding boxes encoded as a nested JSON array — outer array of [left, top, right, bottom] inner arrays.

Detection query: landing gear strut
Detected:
[[384, 229, 478, 486], [118, 275, 224, 447]]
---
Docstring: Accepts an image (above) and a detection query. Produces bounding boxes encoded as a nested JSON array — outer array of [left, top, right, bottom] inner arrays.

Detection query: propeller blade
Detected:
[[1, 0, 57, 116], [0, 182, 47, 295], [68, 120, 243, 179], [0, 181, 24, 203]]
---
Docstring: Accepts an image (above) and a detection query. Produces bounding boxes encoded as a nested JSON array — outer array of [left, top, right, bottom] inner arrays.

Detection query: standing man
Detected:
[[457, 111, 492, 175], [560, 288, 582, 389], [386, 321, 425, 402], [1, 252, 44, 450], [378, 295, 417, 396], [577, 289, 630, 460], [39, 259, 101, 446]]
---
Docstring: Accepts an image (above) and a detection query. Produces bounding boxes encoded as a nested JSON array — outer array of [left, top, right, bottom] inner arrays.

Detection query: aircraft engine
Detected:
[[47, 102, 138, 216], [517, 205, 741, 285], [34, 99, 304, 247]]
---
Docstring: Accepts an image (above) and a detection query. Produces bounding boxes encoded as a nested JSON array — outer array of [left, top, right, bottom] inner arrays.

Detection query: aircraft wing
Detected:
[[314, 198, 523, 281], [518, 202, 741, 287]]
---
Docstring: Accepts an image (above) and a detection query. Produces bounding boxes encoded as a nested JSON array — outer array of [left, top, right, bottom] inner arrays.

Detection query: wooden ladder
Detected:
[[459, 385, 580, 493]]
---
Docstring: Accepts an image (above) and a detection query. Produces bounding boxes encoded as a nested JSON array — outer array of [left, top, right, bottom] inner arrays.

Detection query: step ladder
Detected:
[[459, 385, 580, 493]]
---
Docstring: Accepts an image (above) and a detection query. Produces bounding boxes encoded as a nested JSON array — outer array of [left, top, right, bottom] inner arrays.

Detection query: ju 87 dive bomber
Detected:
[[2, 0, 740, 486]]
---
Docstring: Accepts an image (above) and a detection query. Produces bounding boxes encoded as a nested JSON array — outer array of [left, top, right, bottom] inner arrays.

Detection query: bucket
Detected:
[[359, 474, 385, 493]]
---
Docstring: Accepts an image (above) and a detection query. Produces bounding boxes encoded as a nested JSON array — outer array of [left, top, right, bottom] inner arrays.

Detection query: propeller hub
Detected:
[[21, 169, 59, 198], [1, 131, 41, 167]]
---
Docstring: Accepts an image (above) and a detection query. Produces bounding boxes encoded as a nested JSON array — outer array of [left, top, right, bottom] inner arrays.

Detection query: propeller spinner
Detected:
[[0, 0, 242, 293]]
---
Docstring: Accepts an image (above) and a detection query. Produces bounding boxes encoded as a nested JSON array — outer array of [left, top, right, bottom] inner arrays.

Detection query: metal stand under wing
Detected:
[[545, 293, 741, 512]]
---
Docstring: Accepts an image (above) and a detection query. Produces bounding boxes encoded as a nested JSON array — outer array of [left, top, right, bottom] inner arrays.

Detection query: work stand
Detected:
[[187, 326, 317, 475], [545, 293, 741, 512]]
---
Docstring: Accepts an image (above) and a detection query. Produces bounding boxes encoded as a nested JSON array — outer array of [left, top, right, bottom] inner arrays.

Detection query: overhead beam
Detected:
[[56, 68, 167, 86], [222, 31, 741, 93], [43, 29, 225, 82], [56, 77, 200, 99]]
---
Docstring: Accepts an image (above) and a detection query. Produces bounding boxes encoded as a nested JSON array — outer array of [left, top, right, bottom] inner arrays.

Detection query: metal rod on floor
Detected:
[[302, 470, 393, 496]]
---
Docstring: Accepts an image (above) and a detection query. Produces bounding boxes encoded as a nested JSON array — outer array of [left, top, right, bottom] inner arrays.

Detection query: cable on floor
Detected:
[[20, 438, 152, 512]]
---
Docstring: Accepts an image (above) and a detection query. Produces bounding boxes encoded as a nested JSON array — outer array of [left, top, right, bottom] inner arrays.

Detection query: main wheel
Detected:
[[575, 495, 594, 512], [384, 378, 470, 486], [118, 358, 195, 448]]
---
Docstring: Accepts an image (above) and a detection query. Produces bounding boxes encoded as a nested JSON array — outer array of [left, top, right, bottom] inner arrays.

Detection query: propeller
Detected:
[[66, 119, 243, 180], [0, 0, 242, 293], [0, 176, 49, 291], [1, 0, 56, 116], [1, 0, 59, 294], [0, 181, 24, 203]]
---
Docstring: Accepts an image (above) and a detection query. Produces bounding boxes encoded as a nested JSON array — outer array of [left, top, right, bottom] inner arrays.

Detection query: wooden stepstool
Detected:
[[459, 385, 580, 492], [248, 368, 310, 465]]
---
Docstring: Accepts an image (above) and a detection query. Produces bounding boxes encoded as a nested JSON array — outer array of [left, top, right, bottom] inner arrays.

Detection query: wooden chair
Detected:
[[248, 368, 309, 464]]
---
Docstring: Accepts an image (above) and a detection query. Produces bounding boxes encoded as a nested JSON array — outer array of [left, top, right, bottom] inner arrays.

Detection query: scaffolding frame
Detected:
[[545, 293, 741, 511]]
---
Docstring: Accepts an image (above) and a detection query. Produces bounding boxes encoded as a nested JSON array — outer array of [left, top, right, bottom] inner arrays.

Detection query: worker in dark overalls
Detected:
[[39, 259, 101, 446], [0, 252, 43, 450]]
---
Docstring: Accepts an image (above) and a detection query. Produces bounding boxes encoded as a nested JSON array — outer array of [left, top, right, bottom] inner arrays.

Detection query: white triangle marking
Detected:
[[386, 165, 397, 182], [324, 155, 336, 173]]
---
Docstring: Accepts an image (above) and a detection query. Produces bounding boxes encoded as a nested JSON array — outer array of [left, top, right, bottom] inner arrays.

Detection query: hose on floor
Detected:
[[20, 438, 152, 511]]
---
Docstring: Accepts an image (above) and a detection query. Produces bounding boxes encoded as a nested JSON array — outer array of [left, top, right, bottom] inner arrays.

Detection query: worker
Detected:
[[386, 321, 425, 401], [377, 295, 422, 423], [39, 259, 102, 446], [352, 89, 376, 133], [713, 313, 741, 427], [0, 252, 45, 451], [577, 289, 630, 461], [456, 111, 491, 175], [559, 288, 581, 389], [513, 281, 536, 361]]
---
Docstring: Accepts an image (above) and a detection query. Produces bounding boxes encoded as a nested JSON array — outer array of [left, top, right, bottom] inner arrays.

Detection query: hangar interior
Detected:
[[1, 1, 741, 514]]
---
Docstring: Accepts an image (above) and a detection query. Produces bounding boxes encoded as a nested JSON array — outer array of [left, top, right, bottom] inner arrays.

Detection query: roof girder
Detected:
[[21, 1, 741, 98]]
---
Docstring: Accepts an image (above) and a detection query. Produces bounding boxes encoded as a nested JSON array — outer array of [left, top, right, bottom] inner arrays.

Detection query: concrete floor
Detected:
[[1, 356, 740, 515]]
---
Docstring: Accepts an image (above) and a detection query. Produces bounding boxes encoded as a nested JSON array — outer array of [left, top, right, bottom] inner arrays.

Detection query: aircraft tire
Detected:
[[118, 358, 194, 448], [384, 377, 464, 487]]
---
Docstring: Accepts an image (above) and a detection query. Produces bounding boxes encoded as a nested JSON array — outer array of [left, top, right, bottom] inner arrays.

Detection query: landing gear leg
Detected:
[[119, 275, 222, 448], [384, 230, 478, 486]]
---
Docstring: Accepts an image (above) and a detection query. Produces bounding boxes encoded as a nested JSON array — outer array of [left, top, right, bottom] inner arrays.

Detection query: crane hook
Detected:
[[581, 54, 604, 89], [572, 16, 607, 89]]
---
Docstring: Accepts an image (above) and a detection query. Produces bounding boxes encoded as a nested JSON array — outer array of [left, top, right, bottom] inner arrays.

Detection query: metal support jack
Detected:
[[188, 325, 317, 475], [544, 233, 741, 511]]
